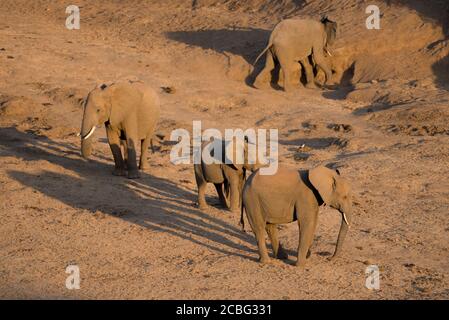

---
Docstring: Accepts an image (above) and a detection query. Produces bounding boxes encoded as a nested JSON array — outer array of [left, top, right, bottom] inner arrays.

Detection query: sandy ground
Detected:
[[0, 0, 448, 299]]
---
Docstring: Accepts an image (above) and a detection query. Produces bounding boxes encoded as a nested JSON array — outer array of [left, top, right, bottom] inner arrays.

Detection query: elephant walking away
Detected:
[[253, 17, 337, 91], [80, 81, 160, 179], [242, 166, 352, 267]]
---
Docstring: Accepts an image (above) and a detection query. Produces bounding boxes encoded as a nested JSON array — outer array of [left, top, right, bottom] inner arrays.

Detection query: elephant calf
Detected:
[[194, 138, 261, 213], [80, 81, 160, 179], [242, 166, 352, 267]]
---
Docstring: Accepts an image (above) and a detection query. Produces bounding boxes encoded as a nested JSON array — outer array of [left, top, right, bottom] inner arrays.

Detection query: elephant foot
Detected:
[[259, 256, 271, 265], [253, 79, 270, 90], [112, 168, 126, 176], [127, 170, 140, 179], [197, 202, 208, 210], [276, 245, 289, 260], [283, 86, 295, 93], [229, 206, 240, 214], [305, 82, 318, 89], [295, 260, 306, 268]]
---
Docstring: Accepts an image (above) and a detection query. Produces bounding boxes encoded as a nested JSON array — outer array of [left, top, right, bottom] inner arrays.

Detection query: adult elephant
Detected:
[[241, 166, 352, 267], [253, 17, 337, 91], [80, 81, 160, 179]]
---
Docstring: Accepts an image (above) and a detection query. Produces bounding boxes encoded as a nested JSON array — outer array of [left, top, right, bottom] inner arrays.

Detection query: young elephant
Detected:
[[242, 166, 352, 267], [194, 138, 260, 213], [253, 17, 337, 91], [80, 81, 160, 179]]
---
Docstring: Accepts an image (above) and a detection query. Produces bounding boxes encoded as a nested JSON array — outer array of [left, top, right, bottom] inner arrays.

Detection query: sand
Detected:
[[0, 0, 448, 299]]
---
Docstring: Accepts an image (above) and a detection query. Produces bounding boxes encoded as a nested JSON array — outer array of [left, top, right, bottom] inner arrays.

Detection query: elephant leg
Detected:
[[313, 49, 333, 85], [121, 139, 128, 170], [266, 223, 288, 259], [296, 207, 318, 268], [253, 50, 275, 89], [228, 177, 240, 213], [300, 58, 317, 89], [214, 183, 229, 208], [197, 182, 208, 209], [254, 226, 270, 264], [106, 126, 126, 176], [194, 165, 208, 209], [150, 138, 155, 153], [299, 220, 312, 259], [244, 196, 270, 263], [238, 174, 245, 211], [278, 59, 295, 92], [126, 136, 140, 179], [280, 65, 300, 87], [139, 136, 151, 171], [223, 179, 231, 205]]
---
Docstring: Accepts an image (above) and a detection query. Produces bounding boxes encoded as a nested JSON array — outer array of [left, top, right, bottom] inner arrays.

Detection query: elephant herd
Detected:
[[79, 17, 352, 268]]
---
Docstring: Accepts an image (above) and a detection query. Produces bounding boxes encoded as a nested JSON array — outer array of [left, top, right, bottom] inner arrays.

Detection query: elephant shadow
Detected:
[[1, 126, 259, 261], [279, 137, 348, 150], [165, 27, 270, 64], [165, 27, 276, 87]]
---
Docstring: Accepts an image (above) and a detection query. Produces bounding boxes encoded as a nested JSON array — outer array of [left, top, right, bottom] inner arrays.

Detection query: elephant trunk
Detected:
[[331, 208, 352, 259], [81, 132, 94, 158], [80, 119, 97, 159]]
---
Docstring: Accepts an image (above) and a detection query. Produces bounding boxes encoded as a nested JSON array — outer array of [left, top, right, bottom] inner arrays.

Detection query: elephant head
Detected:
[[321, 16, 337, 54], [309, 166, 352, 259], [80, 84, 111, 158], [224, 136, 266, 172]]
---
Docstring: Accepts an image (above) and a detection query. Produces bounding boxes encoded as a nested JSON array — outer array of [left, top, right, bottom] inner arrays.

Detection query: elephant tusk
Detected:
[[325, 48, 333, 57], [343, 212, 350, 227], [81, 126, 96, 140]]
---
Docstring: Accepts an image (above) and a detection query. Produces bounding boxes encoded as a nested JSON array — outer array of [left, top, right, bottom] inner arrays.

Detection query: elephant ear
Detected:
[[109, 83, 142, 125], [309, 166, 337, 205], [321, 16, 337, 46]]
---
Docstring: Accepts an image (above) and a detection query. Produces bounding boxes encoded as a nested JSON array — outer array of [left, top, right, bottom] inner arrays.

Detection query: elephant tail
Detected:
[[150, 138, 155, 153], [239, 168, 247, 232], [223, 179, 231, 204], [253, 43, 272, 66], [239, 200, 245, 232]]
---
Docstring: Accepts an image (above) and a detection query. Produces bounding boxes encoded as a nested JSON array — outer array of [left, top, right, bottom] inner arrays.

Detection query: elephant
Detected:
[[241, 165, 352, 267], [194, 138, 262, 213], [253, 17, 337, 92], [80, 81, 160, 179]]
